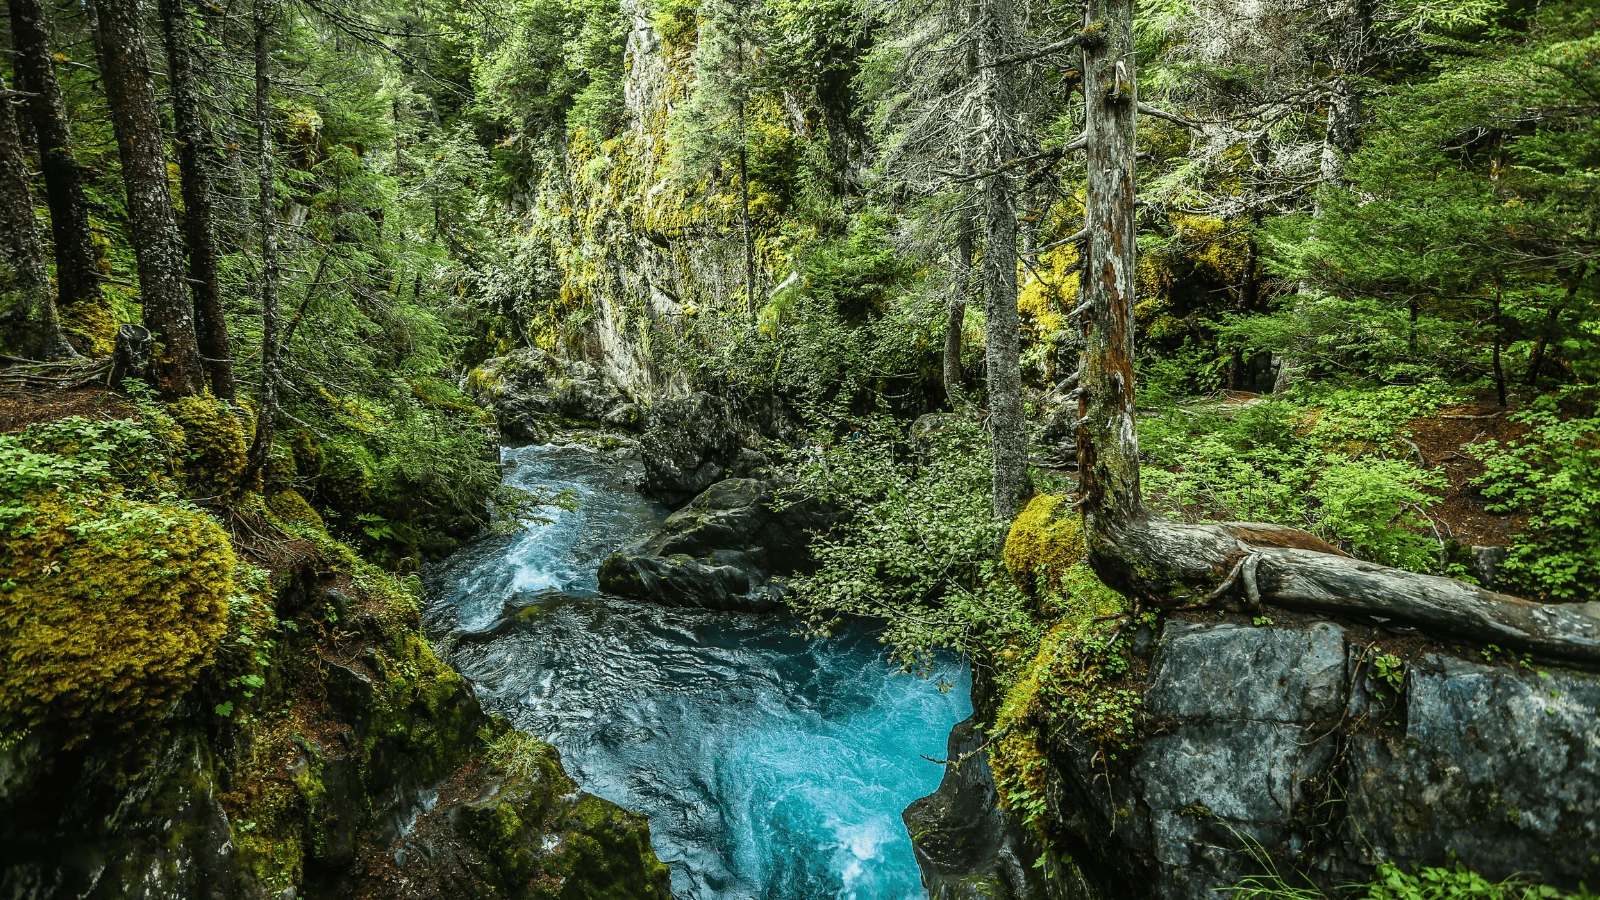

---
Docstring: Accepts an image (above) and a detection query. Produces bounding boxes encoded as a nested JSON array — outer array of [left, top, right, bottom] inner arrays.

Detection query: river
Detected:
[[424, 442, 972, 899]]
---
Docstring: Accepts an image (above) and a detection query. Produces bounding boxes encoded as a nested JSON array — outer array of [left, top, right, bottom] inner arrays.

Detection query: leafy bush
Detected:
[[1473, 389, 1600, 601], [1139, 384, 1451, 573], [780, 413, 1038, 670]]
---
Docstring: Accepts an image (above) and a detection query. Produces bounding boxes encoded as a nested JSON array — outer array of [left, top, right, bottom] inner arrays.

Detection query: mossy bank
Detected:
[[0, 389, 671, 899], [906, 493, 1600, 900]]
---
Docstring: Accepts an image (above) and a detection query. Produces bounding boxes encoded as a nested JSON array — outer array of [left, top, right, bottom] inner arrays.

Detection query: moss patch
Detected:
[[167, 395, 255, 501], [0, 493, 235, 737]]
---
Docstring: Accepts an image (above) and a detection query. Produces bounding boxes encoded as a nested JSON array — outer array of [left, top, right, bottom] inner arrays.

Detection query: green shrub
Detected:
[[1138, 384, 1451, 574], [780, 413, 1038, 670], [1473, 390, 1600, 601]]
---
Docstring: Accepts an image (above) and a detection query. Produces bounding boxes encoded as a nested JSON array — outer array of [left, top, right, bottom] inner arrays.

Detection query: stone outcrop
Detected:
[[1026, 618, 1600, 898], [903, 716, 1050, 900], [467, 348, 641, 442], [598, 477, 835, 614], [636, 392, 771, 507], [0, 565, 671, 900]]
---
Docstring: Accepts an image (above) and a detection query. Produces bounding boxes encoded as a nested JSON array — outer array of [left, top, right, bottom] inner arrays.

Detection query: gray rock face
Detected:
[[1022, 618, 1600, 899], [468, 348, 640, 442], [904, 716, 1049, 900], [636, 392, 765, 507], [598, 477, 835, 614]]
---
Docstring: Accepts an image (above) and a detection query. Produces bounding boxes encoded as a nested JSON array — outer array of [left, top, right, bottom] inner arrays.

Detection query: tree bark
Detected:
[[739, 143, 756, 319], [89, 0, 204, 396], [945, 212, 974, 408], [1229, 234, 1258, 391], [247, 2, 280, 476], [0, 73, 76, 361], [1074, 0, 1140, 531], [976, 0, 1028, 522], [9, 0, 101, 311], [159, 0, 236, 398]]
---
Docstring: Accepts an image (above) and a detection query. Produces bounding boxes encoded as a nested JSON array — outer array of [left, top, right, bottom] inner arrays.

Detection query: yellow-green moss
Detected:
[[285, 428, 324, 481], [167, 395, 255, 501], [1005, 494, 1089, 592], [0, 493, 235, 737], [266, 489, 327, 534], [318, 440, 375, 513]]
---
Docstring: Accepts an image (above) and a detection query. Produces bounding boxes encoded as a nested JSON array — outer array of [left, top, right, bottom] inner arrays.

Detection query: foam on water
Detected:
[[426, 444, 971, 899]]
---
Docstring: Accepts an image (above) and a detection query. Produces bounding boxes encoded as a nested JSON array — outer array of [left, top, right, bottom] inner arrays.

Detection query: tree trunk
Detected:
[[0, 73, 76, 361], [1491, 289, 1506, 407], [1229, 234, 1258, 391], [945, 213, 974, 409], [1526, 269, 1582, 386], [1074, 0, 1141, 531], [739, 143, 756, 319], [976, 0, 1028, 522], [248, 3, 280, 476], [89, 0, 204, 396], [1070, 0, 1600, 666], [159, 0, 236, 398], [9, 0, 101, 311]]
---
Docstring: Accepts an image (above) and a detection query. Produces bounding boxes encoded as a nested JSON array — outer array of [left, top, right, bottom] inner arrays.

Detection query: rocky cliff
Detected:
[[908, 496, 1600, 899]]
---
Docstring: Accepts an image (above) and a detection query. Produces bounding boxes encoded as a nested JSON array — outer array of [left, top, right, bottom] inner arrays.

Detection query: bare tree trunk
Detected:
[[1074, 0, 1141, 531], [9, 0, 100, 311], [159, 0, 236, 398], [977, 0, 1028, 522], [0, 73, 76, 361], [1490, 288, 1507, 407], [945, 213, 974, 408], [739, 143, 756, 319], [89, 0, 204, 396], [247, 2, 280, 475], [1526, 267, 1581, 386], [1070, 0, 1600, 666]]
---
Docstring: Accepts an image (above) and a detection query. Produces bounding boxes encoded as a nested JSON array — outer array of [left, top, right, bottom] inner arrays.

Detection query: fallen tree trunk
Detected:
[[1093, 516, 1600, 666]]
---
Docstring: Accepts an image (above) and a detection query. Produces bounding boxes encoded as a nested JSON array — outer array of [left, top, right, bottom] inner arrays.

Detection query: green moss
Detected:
[[266, 489, 327, 534], [1005, 494, 1089, 595], [0, 492, 235, 738], [167, 395, 256, 501], [990, 494, 1142, 842]]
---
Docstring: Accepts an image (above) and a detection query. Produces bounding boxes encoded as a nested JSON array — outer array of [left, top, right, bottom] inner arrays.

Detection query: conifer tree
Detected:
[[8, 0, 100, 311], [90, 0, 205, 396], [0, 73, 76, 361]]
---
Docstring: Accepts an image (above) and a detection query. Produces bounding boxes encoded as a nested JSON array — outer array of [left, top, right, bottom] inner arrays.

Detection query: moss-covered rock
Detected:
[[0, 492, 235, 737], [166, 394, 255, 501]]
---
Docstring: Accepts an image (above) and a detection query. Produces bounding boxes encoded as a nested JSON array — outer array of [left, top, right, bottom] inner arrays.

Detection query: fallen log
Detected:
[[1093, 516, 1600, 666]]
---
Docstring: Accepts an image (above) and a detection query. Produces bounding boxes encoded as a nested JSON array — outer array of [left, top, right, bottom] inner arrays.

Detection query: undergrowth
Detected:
[[1138, 382, 1456, 573], [1230, 860, 1597, 900]]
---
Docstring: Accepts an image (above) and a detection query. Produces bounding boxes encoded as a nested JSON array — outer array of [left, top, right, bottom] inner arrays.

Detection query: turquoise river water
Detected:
[[424, 443, 971, 899]]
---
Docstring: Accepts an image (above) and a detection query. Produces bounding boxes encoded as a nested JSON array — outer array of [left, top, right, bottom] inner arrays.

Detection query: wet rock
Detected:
[[903, 716, 1048, 900], [598, 477, 836, 613], [347, 726, 674, 899], [467, 348, 638, 441], [637, 392, 753, 506], [1018, 618, 1600, 899]]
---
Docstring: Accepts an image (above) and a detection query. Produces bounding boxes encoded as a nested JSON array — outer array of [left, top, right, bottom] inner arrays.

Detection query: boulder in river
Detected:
[[467, 348, 641, 441], [598, 477, 836, 614], [636, 392, 771, 507]]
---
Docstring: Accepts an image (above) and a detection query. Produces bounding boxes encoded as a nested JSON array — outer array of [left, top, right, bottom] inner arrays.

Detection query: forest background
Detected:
[[0, 0, 1597, 885]]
